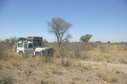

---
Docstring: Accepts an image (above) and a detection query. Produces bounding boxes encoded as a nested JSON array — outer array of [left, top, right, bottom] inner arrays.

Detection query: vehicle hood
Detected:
[[35, 47, 50, 52]]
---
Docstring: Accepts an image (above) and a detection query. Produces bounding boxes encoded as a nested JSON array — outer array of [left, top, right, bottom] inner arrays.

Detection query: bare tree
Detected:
[[48, 17, 72, 63]]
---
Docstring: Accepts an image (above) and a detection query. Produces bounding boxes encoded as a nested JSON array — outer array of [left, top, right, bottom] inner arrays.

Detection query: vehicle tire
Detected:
[[35, 52, 41, 56], [19, 51, 23, 56]]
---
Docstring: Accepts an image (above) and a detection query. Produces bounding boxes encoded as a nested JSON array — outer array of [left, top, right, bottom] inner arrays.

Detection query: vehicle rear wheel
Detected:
[[19, 51, 23, 56]]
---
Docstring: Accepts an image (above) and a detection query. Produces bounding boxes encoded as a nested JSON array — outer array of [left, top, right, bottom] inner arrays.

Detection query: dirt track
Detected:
[[80, 60, 127, 73]]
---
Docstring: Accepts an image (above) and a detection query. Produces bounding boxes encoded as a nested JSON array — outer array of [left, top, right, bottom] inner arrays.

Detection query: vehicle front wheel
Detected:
[[35, 52, 41, 56]]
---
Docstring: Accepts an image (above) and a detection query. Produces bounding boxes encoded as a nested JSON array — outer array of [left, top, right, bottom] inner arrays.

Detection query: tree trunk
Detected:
[[58, 42, 64, 64]]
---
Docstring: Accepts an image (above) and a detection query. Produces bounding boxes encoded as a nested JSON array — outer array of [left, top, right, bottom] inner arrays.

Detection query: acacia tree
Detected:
[[48, 17, 71, 63], [80, 34, 92, 42]]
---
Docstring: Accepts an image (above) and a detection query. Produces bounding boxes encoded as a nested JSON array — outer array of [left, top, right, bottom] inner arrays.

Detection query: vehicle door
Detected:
[[24, 43, 34, 54]]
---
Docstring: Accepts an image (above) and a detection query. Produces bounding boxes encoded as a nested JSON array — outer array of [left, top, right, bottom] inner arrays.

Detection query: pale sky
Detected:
[[0, 0, 127, 42]]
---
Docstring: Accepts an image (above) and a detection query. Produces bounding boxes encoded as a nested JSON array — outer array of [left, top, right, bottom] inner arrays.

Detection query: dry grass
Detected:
[[97, 71, 117, 83], [0, 43, 127, 84], [0, 43, 9, 60], [0, 71, 13, 84], [56, 43, 127, 63]]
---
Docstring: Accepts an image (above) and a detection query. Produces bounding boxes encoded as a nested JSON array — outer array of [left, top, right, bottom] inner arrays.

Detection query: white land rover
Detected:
[[16, 41, 54, 56]]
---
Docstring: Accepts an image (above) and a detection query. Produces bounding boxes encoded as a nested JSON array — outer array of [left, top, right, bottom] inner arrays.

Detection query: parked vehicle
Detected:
[[15, 36, 54, 56]]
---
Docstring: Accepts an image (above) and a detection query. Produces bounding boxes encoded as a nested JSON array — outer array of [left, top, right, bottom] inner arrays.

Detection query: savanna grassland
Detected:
[[0, 42, 127, 84]]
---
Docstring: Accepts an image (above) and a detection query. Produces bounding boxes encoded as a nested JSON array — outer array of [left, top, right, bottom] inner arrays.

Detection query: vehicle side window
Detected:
[[28, 43, 33, 48], [18, 43, 23, 47]]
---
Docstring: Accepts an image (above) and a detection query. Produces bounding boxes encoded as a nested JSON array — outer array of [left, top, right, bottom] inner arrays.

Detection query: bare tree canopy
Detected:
[[48, 17, 72, 63], [48, 17, 71, 43]]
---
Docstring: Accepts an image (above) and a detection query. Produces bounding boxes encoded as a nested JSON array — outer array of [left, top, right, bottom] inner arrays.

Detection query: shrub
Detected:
[[0, 43, 9, 60]]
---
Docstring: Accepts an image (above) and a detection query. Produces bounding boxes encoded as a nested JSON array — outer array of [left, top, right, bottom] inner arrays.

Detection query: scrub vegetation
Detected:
[[0, 41, 127, 84]]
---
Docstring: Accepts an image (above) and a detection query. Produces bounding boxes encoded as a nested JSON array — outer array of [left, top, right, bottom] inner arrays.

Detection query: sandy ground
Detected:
[[0, 56, 127, 84]]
